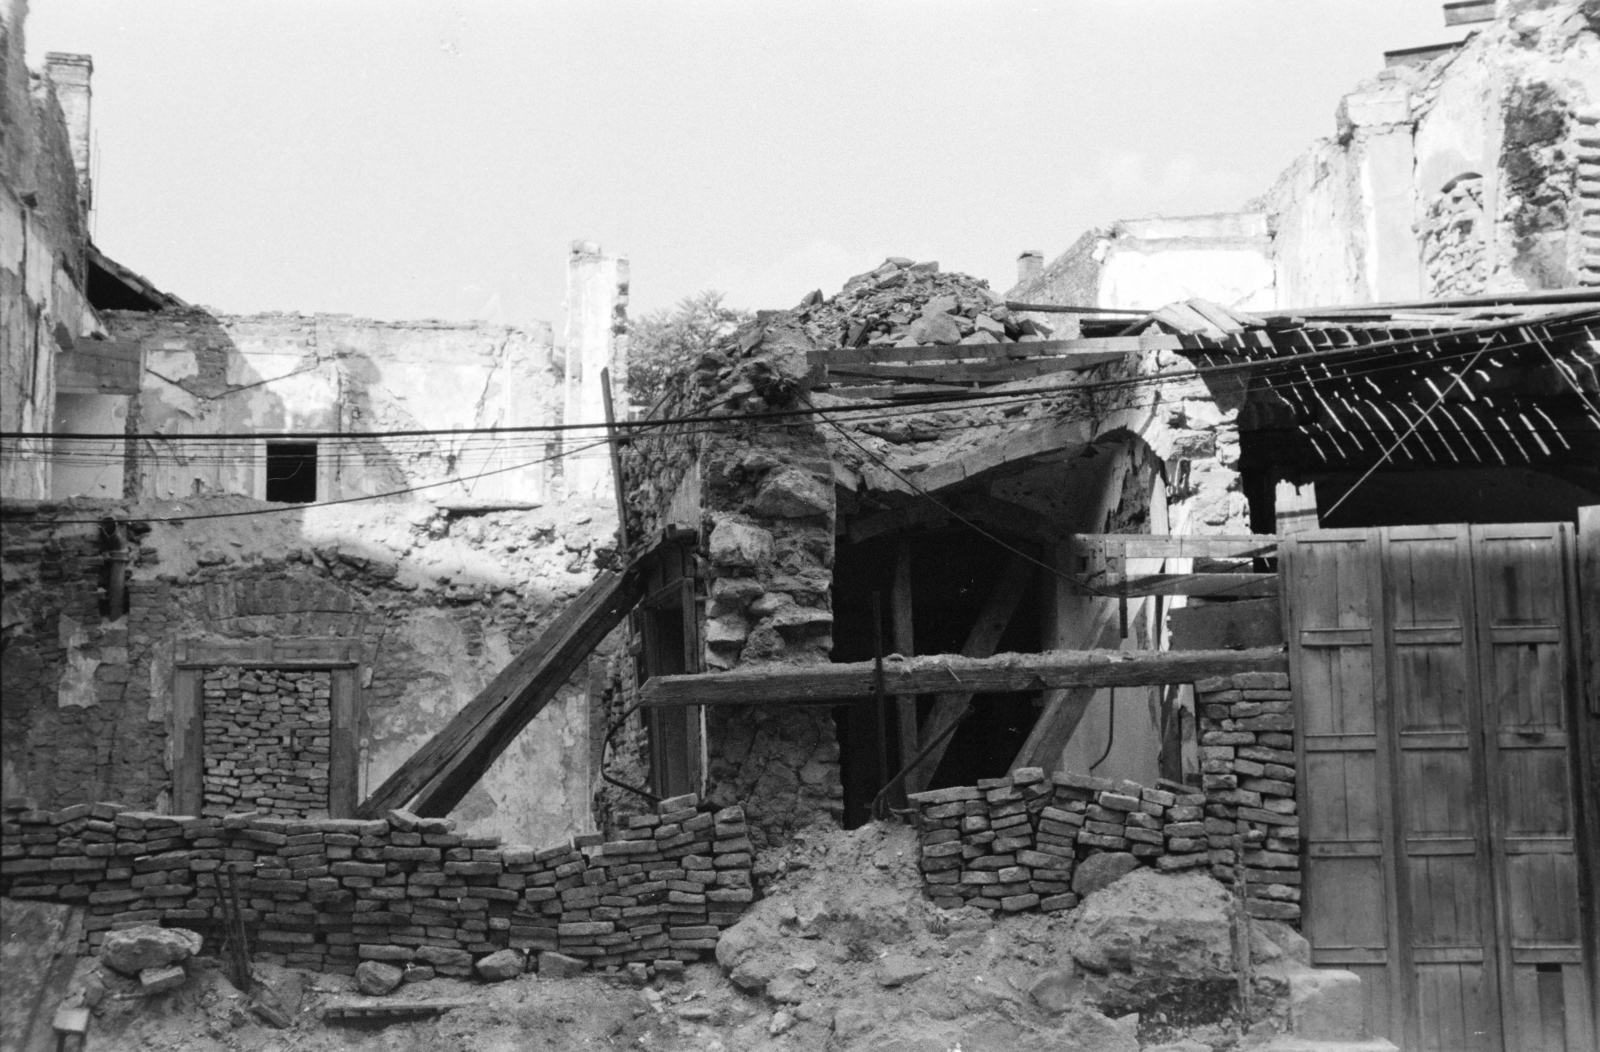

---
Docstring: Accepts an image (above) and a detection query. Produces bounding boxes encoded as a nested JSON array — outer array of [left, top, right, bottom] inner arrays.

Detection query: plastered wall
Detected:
[[0, 494, 618, 848]]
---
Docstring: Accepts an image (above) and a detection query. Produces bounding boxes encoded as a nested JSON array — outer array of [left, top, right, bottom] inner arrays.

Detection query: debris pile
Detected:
[[795, 257, 1055, 349], [0, 793, 754, 983], [912, 766, 1212, 916]]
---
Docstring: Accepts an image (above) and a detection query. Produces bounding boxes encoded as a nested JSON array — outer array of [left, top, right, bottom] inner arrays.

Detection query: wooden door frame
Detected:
[[171, 637, 362, 818]]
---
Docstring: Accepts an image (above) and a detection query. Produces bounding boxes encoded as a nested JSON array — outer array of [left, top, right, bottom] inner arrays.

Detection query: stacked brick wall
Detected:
[[0, 793, 752, 978], [913, 671, 1300, 925], [911, 767, 1209, 915], [1422, 174, 1487, 297], [201, 667, 331, 818], [1195, 671, 1300, 922]]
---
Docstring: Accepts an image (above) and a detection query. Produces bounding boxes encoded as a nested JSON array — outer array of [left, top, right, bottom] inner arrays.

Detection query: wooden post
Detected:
[[891, 543, 918, 783], [600, 367, 630, 551]]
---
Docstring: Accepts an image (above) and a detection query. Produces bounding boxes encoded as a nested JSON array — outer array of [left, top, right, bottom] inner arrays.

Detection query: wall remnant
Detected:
[[0, 793, 753, 979], [912, 670, 1299, 923]]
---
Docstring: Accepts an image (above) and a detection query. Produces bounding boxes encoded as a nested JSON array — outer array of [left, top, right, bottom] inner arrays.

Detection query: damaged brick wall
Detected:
[[1, 495, 614, 847], [913, 670, 1300, 925], [200, 667, 332, 818], [0, 795, 754, 978]]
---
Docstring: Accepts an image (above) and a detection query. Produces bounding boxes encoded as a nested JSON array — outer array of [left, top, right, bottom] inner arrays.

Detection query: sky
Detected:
[[26, 1, 1470, 330]]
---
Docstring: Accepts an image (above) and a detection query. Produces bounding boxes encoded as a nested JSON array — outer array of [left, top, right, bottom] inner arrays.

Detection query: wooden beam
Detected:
[[639, 647, 1287, 708], [817, 333, 1182, 366], [1087, 573, 1278, 599], [358, 534, 679, 818], [1011, 617, 1120, 771], [904, 551, 1035, 795], [827, 353, 1127, 385], [845, 492, 1062, 546], [1064, 534, 1279, 560]]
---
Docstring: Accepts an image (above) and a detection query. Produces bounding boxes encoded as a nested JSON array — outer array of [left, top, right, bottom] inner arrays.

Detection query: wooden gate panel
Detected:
[[1470, 524, 1589, 1052], [1382, 526, 1503, 1052], [1286, 529, 1398, 1039]]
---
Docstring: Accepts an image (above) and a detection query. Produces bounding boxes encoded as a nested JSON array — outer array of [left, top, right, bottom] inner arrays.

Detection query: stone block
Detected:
[[355, 960, 403, 995], [139, 964, 186, 995]]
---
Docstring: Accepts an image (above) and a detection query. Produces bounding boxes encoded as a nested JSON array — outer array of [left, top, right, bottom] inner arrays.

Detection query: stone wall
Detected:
[[615, 314, 845, 844], [0, 793, 754, 978], [201, 667, 332, 818], [1422, 174, 1488, 296], [913, 671, 1300, 924]]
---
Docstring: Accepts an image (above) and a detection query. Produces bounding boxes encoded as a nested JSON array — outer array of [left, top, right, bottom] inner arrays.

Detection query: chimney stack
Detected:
[[43, 53, 93, 214], [1017, 250, 1043, 286]]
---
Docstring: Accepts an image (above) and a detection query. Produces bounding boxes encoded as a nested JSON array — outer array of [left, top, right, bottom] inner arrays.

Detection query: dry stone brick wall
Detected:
[[914, 671, 1301, 924], [201, 667, 331, 818], [912, 768, 1209, 915], [0, 792, 752, 980], [1195, 670, 1300, 922]]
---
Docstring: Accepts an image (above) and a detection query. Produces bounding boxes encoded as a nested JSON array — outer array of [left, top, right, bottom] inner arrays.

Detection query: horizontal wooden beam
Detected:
[[816, 334, 1180, 367], [1064, 533, 1278, 559], [828, 353, 1127, 385], [638, 647, 1287, 707], [1088, 572, 1278, 598]]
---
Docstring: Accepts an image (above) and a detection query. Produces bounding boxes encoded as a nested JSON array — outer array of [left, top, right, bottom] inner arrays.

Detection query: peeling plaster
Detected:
[[56, 614, 99, 708]]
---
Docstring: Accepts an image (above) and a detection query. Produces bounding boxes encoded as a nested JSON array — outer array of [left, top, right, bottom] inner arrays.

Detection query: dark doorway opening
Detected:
[[831, 523, 1043, 827], [265, 442, 318, 504]]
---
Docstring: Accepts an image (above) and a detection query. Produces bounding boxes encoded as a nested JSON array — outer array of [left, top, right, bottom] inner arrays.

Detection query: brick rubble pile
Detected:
[[0, 792, 752, 979], [913, 671, 1300, 924], [796, 257, 1055, 350], [201, 666, 331, 817]]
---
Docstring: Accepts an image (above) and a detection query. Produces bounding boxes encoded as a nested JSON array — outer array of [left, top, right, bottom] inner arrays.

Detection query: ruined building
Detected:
[[3, 2, 1600, 1050]]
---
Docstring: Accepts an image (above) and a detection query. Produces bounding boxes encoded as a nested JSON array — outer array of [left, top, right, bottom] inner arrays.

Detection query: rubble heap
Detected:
[[914, 670, 1302, 923], [795, 257, 1055, 350], [0, 793, 754, 980]]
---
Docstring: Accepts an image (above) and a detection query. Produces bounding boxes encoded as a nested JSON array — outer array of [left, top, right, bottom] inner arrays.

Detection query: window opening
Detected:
[[265, 442, 318, 503]]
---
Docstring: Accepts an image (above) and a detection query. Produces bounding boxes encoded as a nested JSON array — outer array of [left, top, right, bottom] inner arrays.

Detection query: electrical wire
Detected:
[[10, 305, 1594, 444]]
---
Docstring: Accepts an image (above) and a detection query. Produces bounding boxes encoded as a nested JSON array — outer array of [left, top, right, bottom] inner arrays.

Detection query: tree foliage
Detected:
[[625, 291, 751, 406]]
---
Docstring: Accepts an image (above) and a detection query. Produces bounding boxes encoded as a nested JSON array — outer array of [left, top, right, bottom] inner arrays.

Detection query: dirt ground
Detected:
[[76, 822, 1291, 1052]]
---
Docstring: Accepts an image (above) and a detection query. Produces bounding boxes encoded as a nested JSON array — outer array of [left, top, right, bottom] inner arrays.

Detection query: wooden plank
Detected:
[[1065, 534, 1278, 559], [891, 543, 918, 778], [172, 669, 203, 819], [1577, 506, 1600, 1043], [1010, 615, 1120, 771], [639, 646, 1288, 707], [1090, 572, 1278, 598], [903, 552, 1034, 796], [816, 333, 1181, 366], [358, 535, 679, 818], [328, 669, 359, 818], [827, 353, 1127, 384], [1167, 597, 1284, 650]]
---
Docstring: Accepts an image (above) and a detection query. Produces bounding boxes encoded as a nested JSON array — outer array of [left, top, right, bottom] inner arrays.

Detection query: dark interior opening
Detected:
[[265, 442, 318, 504], [831, 522, 1042, 828], [87, 254, 167, 312], [640, 601, 695, 799]]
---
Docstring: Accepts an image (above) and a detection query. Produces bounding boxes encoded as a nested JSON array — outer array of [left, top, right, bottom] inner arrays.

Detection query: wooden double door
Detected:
[[1284, 524, 1597, 1051]]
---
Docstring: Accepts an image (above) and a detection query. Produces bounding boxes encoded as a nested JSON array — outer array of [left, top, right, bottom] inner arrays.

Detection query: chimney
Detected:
[[43, 53, 93, 213], [1017, 250, 1043, 286]]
